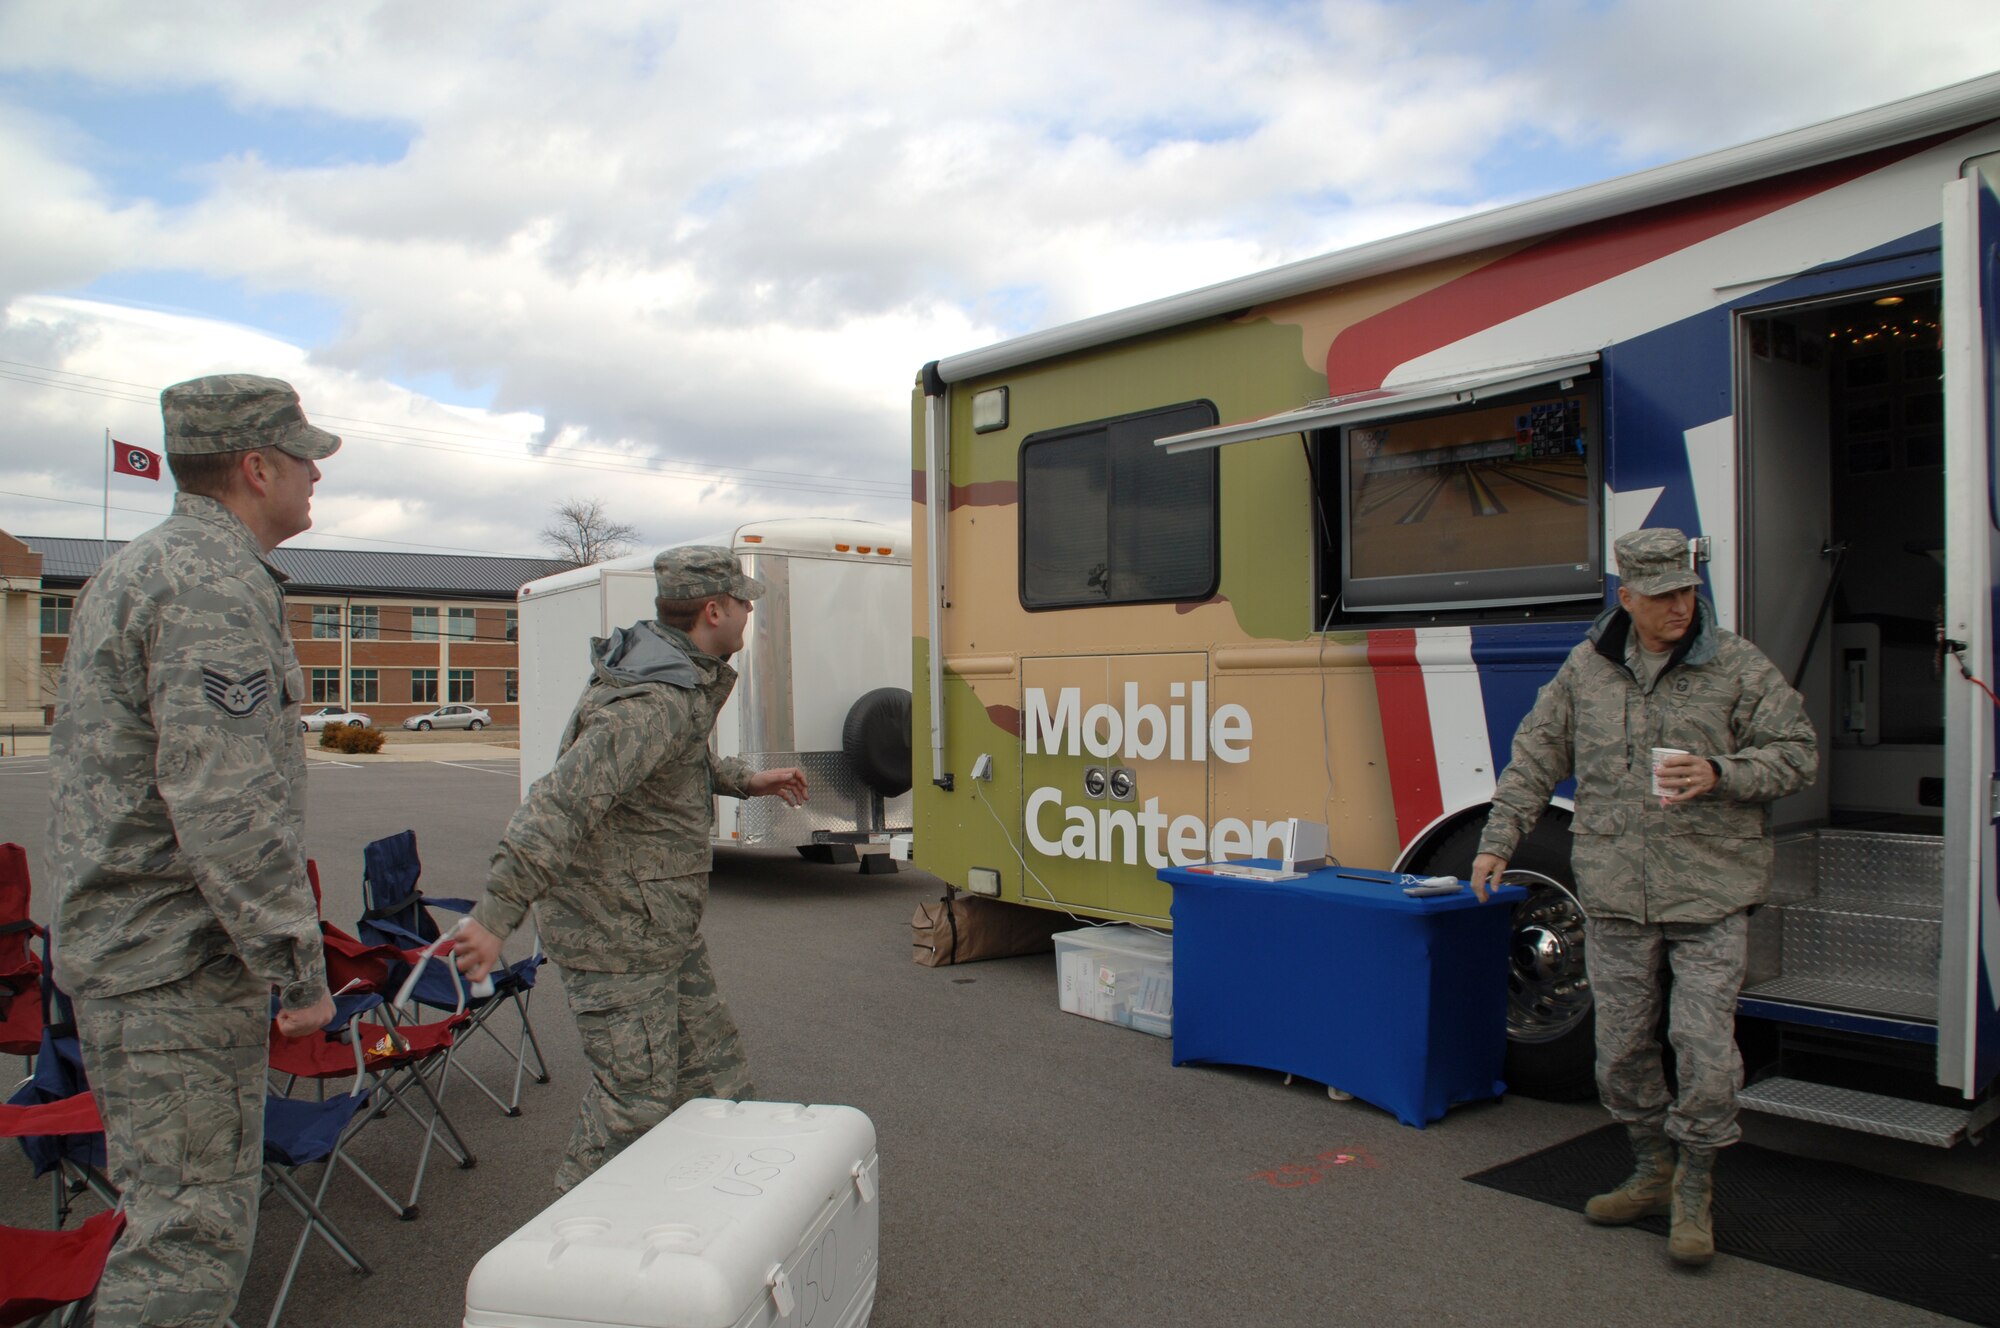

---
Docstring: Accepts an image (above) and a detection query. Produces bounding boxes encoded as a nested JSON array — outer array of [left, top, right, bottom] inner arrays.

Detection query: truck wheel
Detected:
[[842, 687, 912, 798], [1418, 810, 1598, 1102]]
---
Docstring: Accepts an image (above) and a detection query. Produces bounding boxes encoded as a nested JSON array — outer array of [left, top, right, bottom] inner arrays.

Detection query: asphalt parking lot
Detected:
[[3, 752, 1997, 1327]]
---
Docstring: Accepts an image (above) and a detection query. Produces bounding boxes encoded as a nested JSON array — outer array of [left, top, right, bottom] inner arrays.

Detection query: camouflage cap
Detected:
[[160, 374, 342, 460], [1615, 527, 1702, 596], [654, 545, 765, 601]]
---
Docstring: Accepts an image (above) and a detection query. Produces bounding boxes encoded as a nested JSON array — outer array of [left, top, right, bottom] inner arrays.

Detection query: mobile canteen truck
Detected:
[[518, 518, 913, 856], [911, 74, 2000, 1143]]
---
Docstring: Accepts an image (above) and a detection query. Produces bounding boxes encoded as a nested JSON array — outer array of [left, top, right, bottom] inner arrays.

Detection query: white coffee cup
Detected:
[[1651, 747, 1690, 796]]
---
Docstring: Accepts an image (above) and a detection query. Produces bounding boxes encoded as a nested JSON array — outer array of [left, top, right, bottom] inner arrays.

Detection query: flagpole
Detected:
[[101, 427, 110, 572]]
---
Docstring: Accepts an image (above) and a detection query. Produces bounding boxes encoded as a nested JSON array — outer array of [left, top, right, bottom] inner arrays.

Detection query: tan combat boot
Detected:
[[1584, 1126, 1676, 1225], [1667, 1146, 1717, 1266]]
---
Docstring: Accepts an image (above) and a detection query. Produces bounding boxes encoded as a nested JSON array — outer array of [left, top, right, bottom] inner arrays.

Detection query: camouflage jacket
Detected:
[[1477, 599, 1819, 923], [474, 620, 754, 971], [47, 493, 328, 1010]]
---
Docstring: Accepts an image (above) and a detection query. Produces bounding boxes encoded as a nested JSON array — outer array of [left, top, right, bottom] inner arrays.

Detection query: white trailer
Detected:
[[516, 518, 913, 855]]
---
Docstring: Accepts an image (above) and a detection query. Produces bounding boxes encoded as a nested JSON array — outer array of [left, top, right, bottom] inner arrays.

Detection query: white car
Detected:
[[403, 704, 492, 732], [301, 705, 372, 732]]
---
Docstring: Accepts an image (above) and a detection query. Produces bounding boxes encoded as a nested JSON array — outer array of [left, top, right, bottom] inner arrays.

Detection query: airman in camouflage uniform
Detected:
[[1472, 528, 1817, 1267], [458, 546, 808, 1192], [48, 374, 340, 1326]]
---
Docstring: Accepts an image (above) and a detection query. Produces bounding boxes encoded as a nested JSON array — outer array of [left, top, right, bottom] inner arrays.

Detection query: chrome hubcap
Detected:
[[1501, 869, 1592, 1044]]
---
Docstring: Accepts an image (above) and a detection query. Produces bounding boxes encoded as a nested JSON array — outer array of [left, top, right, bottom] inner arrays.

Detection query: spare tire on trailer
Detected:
[[1415, 807, 1598, 1102], [842, 687, 912, 798]]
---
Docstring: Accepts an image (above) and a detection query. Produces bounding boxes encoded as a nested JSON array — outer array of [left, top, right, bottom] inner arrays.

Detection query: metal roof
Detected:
[[930, 71, 2000, 384], [23, 536, 577, 599]]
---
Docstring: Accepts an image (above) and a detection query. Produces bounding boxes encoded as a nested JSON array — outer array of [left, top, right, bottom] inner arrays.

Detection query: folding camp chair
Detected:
[[0, 1092, 117, 1232], [266, 986, 475, 1221], [358, 830, 549, 1116], [0, 844, 45, 1064], [6, 939, 111, 1229], [0, 1208, 125, 1328], [256, 1027, 376, 1328]]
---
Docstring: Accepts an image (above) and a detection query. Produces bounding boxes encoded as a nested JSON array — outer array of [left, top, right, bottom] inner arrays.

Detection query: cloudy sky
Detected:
[[2, 2, 1995, 559]]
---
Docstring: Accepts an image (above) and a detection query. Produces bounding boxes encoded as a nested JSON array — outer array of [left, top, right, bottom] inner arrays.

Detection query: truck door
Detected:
[[1940, 168, 2000, 1095], [1020, 653, 1205, 924]]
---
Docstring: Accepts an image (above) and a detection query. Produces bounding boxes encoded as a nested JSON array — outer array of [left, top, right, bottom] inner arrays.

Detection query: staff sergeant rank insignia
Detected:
[[201, 665, 273, 718]]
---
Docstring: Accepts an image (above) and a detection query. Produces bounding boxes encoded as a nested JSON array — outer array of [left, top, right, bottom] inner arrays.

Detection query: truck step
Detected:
[[1776, 903, 1939, 1005], [1737, 1077, 1971, 1147], [1738, 974, 1937, 1022]]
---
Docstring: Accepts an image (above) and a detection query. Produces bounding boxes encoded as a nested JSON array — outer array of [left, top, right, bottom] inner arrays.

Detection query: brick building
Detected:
[[15, 534, 575, 729], [0, 531, 43, 727]]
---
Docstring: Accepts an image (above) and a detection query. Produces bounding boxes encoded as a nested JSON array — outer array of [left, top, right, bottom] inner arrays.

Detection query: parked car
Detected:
[[403, 704, 492, 732], [301, 705, 372, 732]]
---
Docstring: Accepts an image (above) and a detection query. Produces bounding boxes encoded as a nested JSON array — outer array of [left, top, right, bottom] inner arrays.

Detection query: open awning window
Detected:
[[1154, 354, 1601, 454]]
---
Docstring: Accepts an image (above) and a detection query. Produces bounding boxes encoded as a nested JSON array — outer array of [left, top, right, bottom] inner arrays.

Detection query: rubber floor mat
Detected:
[[1466, 1124, 2000, 1326]]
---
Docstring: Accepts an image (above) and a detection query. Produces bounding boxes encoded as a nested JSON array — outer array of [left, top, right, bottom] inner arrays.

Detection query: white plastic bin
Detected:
[[1054, 924, 1174, 1038], [464, 1099, 878, 1328]]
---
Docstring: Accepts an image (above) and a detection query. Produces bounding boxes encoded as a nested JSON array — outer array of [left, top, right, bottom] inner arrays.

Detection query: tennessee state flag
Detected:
[[112, 440, 161, 480]]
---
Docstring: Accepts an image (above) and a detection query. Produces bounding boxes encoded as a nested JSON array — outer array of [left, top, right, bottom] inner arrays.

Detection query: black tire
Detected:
[[842, 687, 912, 798], [299, 720, 309, 733], [469, 719, 484, 731], [347, 718, 364, 727], [1415, 808, 1599, 1101], [417, 719, 432, 731]]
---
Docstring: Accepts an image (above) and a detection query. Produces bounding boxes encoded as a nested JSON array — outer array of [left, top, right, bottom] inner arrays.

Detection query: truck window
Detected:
[[1019, 400, 1219, 609]]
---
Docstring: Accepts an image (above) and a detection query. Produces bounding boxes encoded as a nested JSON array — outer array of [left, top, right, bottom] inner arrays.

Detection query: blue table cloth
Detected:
[[1160, 861, 1526, 1127]]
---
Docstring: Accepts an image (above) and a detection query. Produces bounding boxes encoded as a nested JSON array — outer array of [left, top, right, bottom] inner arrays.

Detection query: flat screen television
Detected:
[[1333, 380, 1603, 614]]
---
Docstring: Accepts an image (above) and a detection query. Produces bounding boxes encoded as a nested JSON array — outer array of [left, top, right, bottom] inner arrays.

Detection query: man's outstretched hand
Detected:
[[748, 767, 809, 806]]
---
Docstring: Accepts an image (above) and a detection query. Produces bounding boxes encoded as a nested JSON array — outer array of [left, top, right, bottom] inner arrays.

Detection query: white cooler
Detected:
[[464, 1100, 879, 1328]]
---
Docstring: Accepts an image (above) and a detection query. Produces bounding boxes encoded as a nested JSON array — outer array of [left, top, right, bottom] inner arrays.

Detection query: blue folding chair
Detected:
[[6, 938, 113, 1227], [358, 831, 549, 1116], [257, 1035, 375, 1328]]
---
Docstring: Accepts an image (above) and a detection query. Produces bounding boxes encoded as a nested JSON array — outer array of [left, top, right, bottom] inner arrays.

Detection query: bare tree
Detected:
[[540, 497, 639, 564]]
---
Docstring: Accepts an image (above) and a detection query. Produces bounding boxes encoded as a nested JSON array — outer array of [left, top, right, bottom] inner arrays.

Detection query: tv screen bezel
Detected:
[[1332, 378, 1604, 616]]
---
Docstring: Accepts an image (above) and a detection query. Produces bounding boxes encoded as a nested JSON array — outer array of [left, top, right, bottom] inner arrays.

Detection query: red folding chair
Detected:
[[0, 1093, 117, 1230], [0, 1209, 125, 1328], [266, 985, 475, 1222], [0, 844, 44, 1063]]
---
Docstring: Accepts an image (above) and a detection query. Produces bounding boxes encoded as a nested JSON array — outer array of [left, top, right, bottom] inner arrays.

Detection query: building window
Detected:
[[447, 606, 476, 642], [310, 604, 341, 639], [40, 595, 72, 636], [412, 669, 438, 704], [448, 669, 476, 702], [350, 669, 379, 704], [350, 605, 379, 640], [505, 609, 518, 642], [505, 669, 518, 702], [311, 668, 341, 703], [411, 606, 441, 641], [1019, 400, 1220, 609]]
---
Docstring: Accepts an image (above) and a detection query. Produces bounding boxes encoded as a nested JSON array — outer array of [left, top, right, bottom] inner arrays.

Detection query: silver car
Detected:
[[403, 704, 492, 732], [301, 705, 372, 732]]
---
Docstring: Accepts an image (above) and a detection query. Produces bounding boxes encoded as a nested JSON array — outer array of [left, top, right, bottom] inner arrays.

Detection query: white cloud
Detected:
[[1, 0, 1996, 555]]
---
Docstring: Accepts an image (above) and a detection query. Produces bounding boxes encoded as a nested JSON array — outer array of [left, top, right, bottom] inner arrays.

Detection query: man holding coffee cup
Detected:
[[1470, 528, 1817, 1267]]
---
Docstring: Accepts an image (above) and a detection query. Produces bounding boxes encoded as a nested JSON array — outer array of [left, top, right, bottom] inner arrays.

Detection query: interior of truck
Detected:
[[1737, 281, 1952, 1093]]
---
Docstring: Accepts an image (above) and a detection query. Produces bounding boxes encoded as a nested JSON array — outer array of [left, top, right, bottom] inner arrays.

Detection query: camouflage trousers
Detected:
[[555, 917, 754, 1192], [1585, 912, 1749, 1149], [74, 955, 270, 1328]]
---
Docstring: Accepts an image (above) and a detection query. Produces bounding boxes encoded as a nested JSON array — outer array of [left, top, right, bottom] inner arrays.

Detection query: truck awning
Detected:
[[1154, 353, 1601, 454]]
